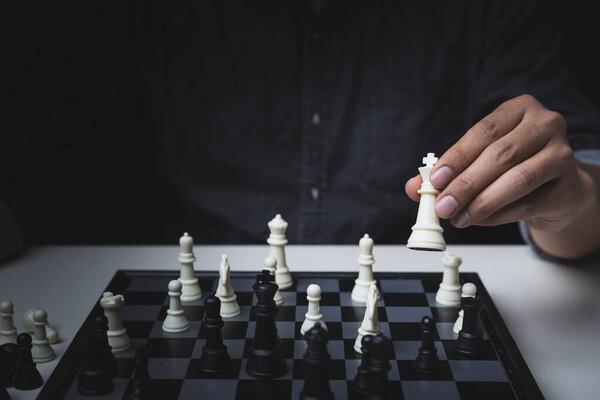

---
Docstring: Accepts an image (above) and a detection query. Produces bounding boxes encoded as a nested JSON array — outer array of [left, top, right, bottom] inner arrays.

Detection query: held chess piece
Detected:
[[267, 214, 293, 290], [351, 234, 377, 303], [162, 280, 191, 333], [412, 316, 440, 373], [178, 232, 203, 302], [199, 295, 232, 374], [93, 315, 118, 377], [100, 292, 131, 353], [22, 308, 59, 345], [435, 252, 463, 306], [12, 333, 43, 391], [246, 270, 286, 378], [0, 301, 17, 345], [30, 309, 55, 363], [76, 332, 113, 396], [216, 255, 241, 318], [263, 256, 285, 305], [124, 346, 151, 400], [367, 333, 390, 400], [299, 324, 334, 400], [455, 294, 486, 356], [352, 334, 374, 394], [453, 283, 477, 334], [354, 285, 381, 354], [407, 153, 446, 251], [300, 284, 327, 335]]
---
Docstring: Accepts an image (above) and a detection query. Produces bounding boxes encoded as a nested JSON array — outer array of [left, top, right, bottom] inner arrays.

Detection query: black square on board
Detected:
[[442, 340, 498, 361], [456, 381, 516, 400], [389, 322, 439, 341], [397, 359, 454, 381], [123, 321, 155, 338], [340, 307, 388, 322], [292, 359, 346, 380], [235, 292, 254, 306], [124, 378, 183, 400], [421, 279, 441, 293], [158, 305, 204, 321], [382, 293, 429, 307], [185, 358, 242, 379], [218, 321, 249, 340], [430, 307, 461, 323], [124, 292, 167, 305], [235, 380, 292, 400], [296, 292, 340, 306], [115, 358, 136, 379], [338, 279, 355, 292], [145, 338, 196, 358]]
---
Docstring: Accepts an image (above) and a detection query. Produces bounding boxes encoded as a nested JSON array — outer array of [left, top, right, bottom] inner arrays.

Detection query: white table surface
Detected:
[[1, 244, 599, 400]]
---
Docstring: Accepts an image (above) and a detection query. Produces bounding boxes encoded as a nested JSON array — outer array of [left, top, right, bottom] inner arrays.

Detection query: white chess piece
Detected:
[[354, 284, 381, 354], [178, 232, 203, 302], [100, 292, 131, 353], [407, 153, 446, 251], [436, 252, 463, 306], [30, 309, 55, 363], [267, 214, 293, 290], [0, 300, 17, 345], [215, 255, 241, 318], [300, 284, 327, 335], [453, 283, 477, 334], [22, 307, 60, 344], [263, 256, 284, 305], [163, 280, 191, 333], [351, 234, 377, 303]]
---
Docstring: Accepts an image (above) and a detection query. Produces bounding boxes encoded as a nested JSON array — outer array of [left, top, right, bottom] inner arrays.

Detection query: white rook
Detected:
[[436, 252, 463, 306], [100, 292, 131, 353], [351, 234, 377, 303], [267, 214, 293, 290], [0, 300, 17, 345], [178, 232, 203, 302]]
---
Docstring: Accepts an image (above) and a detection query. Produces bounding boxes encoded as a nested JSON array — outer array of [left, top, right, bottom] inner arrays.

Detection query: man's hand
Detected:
[[405, 94, 600, 259]]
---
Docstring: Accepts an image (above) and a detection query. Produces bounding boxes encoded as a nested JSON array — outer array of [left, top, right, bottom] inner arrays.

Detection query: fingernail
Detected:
[[453, 211, 471, 228], [435, 195, 459, 218], [430, 166, 454, 188]]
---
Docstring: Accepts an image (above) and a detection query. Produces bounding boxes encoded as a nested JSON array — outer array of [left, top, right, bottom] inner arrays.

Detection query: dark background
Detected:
[[3, 1, 598, 245]]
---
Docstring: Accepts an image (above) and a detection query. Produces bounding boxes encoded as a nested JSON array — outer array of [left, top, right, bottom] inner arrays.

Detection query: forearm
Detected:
[[529, 162, 600, 259]]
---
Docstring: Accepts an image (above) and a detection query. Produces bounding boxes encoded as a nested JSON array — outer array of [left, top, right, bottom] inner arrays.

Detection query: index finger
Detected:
[[430, 97, 527, 189]]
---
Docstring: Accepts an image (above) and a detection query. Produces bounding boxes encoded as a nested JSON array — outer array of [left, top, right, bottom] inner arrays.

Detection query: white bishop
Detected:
[[178, 232, 203, 302]]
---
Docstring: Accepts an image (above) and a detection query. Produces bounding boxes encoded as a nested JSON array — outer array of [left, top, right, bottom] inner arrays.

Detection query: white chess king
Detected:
[[407, 153, 446, 251]]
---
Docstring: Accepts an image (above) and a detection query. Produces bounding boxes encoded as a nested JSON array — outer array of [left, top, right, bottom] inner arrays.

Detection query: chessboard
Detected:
[[36, 269, 542, 400]]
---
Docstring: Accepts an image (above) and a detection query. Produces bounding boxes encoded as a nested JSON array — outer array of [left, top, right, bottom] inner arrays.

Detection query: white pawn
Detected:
[[267, 214, 293, 290], [354, 284, 381, 354], [351, 234, 377, 303], [100, 292, 131, 353], [215, 255, 241, 318], [22, 307, 60, 344], [407, 153, 446, 251], [300, 284, 327, 335], [453, 283, 477, 334], [263, 256, 284, 305], [178, 232, 203, 302], [31, 309, 55, 363], [162, 280, 191, 333], [436, 252, 463, 306], [0, 300, 17, 345]]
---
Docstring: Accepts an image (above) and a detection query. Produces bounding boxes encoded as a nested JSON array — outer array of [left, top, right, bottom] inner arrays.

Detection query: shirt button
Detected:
[[311, 112, 321, 126], [310, 187, 320, 201]]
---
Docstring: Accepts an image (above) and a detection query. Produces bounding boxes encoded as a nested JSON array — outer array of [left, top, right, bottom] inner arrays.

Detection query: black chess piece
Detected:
[[413, 315, 440, 373], [246, 269, 286, 378], [12, 333, 43, 390], [352, 334, 374, 393], [299, 324, 333, 400], [366, 333, 390, 400], [199, 294, 231, 374], [124, 346, 151, 400], [93, 315, 118, 377], [455, 294, 486, 356], [0, 344, 17, 388], [76, 332, 113, 396], [0, 360, 11, 400]]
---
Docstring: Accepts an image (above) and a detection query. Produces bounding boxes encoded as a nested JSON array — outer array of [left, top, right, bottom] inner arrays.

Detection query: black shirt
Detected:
[[3, 0, 600, 247]]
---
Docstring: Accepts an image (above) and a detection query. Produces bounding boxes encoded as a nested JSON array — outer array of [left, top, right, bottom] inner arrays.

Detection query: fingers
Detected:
[[405, 175, 422, 202], [450, 144, 573, 227], [434, 117, 551, 220], [430, 96, 530, 189]]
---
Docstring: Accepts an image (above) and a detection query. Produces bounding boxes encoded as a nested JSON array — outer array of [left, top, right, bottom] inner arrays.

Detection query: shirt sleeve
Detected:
[[0, 200, 24, 262]]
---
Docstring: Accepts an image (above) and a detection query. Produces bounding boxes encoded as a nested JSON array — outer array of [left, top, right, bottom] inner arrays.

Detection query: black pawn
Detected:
[[12, 333, 43, 390], [200, 294, 231, 374], [0, 343, 17, 388], [300, 324, 333, 400], [124, 346, 150, 400], [76, 333, 113, 396], [0, 358, 11, 400], [456, 294, 486, 356], [413, 316, 440, 373], [246, 269, 286, 378], [93, 315, 118, 377], [366, 333, 390, 400], [352, 334, 374, 393]]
